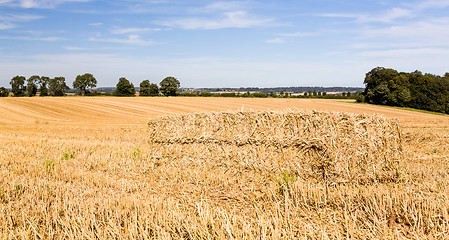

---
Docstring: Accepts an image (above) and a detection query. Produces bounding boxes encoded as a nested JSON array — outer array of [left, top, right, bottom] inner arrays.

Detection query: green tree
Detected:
[[39, 76, 50, 96], [10, 75, 26, 97], [49, 77, 69, 96], [73, 73, 97, 96], [114, 77, 135, 96], [26, 75, 40, 97], [149, 83, 159, 96], [0, 87, 9, 97], [363, 67, 398, 104], [159, 76, 180, 96], [139, 80, 151, 96]]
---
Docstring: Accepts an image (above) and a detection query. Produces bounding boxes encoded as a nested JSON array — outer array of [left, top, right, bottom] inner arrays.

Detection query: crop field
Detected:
[[0, 97, 448, 239]]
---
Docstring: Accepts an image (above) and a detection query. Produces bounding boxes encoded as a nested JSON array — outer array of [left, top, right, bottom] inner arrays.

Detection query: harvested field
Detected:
[[0, 97, 448, 239]]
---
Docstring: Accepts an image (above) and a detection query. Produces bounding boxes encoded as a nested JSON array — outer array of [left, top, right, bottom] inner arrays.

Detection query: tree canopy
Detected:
[[49, 77, 69, 96], [0, 87, 9, 97], [39, 76, 50, 96], [113, 77, 135, 96], [159, 77, 180, 96], [10, 76, 26, 97], [359, 67, 449, 113], [26, 75, 40, 97], [73, 73, 97, 96], [139, 80, 159, 96]]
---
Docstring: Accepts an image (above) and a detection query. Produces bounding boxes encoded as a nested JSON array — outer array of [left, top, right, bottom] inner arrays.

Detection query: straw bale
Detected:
[[148, 110, 403, 184]]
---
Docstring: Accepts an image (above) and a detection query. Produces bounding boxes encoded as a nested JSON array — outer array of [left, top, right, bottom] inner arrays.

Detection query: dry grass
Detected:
[[148, 111, 402, 184], [0, 97, 448, 239]]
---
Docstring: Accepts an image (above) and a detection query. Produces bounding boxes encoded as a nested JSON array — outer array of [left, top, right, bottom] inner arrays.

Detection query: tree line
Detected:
[[358, 67, 449, 113], [0, 74, 180, 97]]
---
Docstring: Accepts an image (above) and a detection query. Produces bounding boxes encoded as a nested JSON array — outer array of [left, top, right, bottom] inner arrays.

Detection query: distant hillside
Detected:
[[194, 87, 364, 93]]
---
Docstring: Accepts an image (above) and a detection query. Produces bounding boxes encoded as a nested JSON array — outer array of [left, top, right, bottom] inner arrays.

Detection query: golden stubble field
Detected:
[[0, 97, 448, 239]]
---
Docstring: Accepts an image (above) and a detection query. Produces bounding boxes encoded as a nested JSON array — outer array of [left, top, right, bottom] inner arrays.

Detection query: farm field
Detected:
[[1, 97, 449, 239]]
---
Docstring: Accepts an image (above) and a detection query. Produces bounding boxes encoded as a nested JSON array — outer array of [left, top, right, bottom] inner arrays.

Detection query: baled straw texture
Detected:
[[148, 110, 403, 184]]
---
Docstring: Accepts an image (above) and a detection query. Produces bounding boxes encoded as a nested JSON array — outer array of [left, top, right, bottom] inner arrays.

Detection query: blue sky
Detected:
[[1, 0, 449, 88]]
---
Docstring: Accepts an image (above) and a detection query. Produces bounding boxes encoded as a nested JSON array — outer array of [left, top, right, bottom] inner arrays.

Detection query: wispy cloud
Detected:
[[153, 1, 274, 30], [266, 31, 317, 44], [0, 35, 63, 41], [356, 17, 449, 49], [0, 23, 15, 30], [0, 14, 44, 29], [111, 27, 151, 35], [320, 7, 413, 23], [408, 0, 449, 10], [3, 0, 91, 8], [110, 27, 168, 35], [158, 10, 273, 30], [64, 46, 91, 51], [276, 32, 317, 38], [265, 38, 285, 44], [89, 22, 103, 26], [358, 47, 449, 57], [89, 34, 158, 46], [202, 1, 251, 12]]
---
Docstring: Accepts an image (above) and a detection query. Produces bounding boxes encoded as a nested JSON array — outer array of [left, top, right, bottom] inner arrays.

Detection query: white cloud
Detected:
[[358, 48, 449, 57], [3, 0, 91, 8], [110, 27, 170, 35], [203, 1, 249, 11], [265, 38, 285, 44], [111, 28, 151, 35], [321, 7, 413, 23], [89, 22, 103, 26], [89, 35, 158, 46], [409, 0, 449, 10], [154, 1, 274, 30], [64, 46, 91, 51], [0, 14, 44, 22], [357, 17, 449, 49], [0, 23, 15, 30], [158, 10, 273, 30], [276, 32, 317, 37], [0, 14, 44, 30], [0, 35, 63, 41]]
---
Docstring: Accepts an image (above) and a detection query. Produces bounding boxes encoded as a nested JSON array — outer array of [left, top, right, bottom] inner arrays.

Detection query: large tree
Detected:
[[363, 67, 399, 104], [73, 73, 97, 96], [26, 75, 40, 97], [10, 75, 26, 97], [39, 76, 50, 96], [113, 77, 135, 96], [159, 76, 180, 96], [149, 83, 159, 96], [139, 80, 152, 96], [139, 80, 159, 96], [361, 67, 449, 113], [49, 77, 69, 96], [0, 87, 9, 97]]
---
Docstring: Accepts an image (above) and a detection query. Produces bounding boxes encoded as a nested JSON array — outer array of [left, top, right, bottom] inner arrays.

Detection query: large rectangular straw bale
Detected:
[[148, 111, 402, 183]]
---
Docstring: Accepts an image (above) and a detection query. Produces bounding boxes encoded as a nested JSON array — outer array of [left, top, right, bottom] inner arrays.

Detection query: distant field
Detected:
[[0, 97, 445, 126], [0, 97, 448, 238]]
